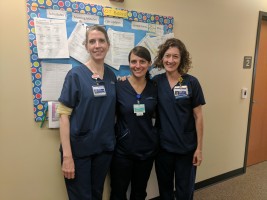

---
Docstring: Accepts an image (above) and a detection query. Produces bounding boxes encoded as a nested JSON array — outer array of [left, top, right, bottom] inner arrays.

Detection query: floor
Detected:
[[194, 161, 267, 200]]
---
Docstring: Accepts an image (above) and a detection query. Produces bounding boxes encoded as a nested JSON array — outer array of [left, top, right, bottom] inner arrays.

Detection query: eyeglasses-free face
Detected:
[[129, 53, 151, 79], [162, 47, 181, 73], [86, 30, 110, 62]]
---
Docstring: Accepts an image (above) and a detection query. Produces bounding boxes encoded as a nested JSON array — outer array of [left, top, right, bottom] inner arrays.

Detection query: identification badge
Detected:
[[133, 104, 145, 116], [92, 85, 106, 97], [174, 86, 188, 98]]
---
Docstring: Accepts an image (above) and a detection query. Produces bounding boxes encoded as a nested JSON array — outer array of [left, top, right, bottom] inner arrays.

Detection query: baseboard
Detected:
[[195, 167, 245, 190], [149, 167, 245, 200]]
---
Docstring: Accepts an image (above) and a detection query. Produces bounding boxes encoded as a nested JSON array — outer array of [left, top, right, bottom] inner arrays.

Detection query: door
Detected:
[[247, 15, 267, 166]]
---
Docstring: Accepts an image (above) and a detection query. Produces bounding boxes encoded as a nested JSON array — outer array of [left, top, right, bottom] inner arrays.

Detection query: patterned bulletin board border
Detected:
[[26, 0, 174, 121]]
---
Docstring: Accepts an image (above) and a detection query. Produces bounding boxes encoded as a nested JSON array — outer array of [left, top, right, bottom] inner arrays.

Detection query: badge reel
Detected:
[[91, 73, 107, 97], [133, 94, 145, 116]]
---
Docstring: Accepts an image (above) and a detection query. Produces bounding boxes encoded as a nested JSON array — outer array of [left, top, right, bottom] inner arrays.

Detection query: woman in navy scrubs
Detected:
[[110, 46, 158, 200], [57, 25, 116, 200], [153, 38, 205, 200]]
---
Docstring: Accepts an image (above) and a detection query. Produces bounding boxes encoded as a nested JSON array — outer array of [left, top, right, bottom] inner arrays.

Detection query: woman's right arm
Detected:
[[59, 114, 75, 179]]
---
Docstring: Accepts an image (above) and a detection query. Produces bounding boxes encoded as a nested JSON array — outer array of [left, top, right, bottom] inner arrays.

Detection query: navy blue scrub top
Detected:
[[115, 79, 158, 160], [58, 65, 117, 158], [153, 73, 205, 154]]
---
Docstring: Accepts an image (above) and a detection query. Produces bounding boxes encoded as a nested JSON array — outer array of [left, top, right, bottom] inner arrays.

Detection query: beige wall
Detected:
[[1, 0, 266, 199]]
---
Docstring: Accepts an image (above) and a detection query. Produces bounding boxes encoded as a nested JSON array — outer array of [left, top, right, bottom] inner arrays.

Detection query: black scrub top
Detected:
[[153, 73, 205, 154], [59, 65, 117, 158], [115, 79, 158, 160]]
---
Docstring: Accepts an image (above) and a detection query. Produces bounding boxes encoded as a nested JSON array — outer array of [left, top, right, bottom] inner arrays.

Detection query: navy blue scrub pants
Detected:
[[110, 154, 154, 200], [62, 151, 113, 200], [155, 150, 196, 200]]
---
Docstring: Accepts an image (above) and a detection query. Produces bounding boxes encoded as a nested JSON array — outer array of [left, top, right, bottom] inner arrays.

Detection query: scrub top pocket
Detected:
[[175, 96, 191, 106], [116, 129, 132, 153]]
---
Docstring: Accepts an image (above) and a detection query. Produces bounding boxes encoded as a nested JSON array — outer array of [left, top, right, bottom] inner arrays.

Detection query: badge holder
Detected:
[[173, 76, 188, 98], [133, 94, 145, 116], [91, 73, 107, 97]]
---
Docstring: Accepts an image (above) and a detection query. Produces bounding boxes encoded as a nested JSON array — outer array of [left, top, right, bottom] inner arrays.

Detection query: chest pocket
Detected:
[[175, 96, 192, 107]]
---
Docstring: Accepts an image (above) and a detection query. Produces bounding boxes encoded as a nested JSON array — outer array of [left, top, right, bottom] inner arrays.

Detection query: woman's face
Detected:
[[129, 53, 151, 79], [162, 47, 181, 73], [86, 30, 109, 62]]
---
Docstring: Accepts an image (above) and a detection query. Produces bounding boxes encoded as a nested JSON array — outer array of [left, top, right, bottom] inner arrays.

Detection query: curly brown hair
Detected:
[[153, 38, 192, 75]]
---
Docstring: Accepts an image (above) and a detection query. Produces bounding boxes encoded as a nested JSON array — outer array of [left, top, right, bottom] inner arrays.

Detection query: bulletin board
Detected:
[[26, 0, 174, 122]]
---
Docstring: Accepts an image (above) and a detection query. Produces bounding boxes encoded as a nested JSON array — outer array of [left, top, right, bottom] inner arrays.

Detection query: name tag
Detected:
[[133, 104, 145, 116], [174, 86, 188, 98], [92, 85, 107, 97]]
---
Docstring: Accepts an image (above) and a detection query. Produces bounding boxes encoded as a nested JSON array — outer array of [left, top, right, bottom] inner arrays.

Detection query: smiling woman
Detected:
[[57, 25, 117, 200], [84, 28, 110, 78], [110, 46, 159, 200], [152, 38, 205, 200]]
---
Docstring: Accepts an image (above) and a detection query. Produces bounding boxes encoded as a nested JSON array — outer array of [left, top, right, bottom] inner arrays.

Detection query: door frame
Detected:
[[244, 11, 267, 170]]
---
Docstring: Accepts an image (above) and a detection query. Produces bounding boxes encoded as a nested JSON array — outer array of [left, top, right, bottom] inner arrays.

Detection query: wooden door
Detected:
[[247, 19, 267, 166]]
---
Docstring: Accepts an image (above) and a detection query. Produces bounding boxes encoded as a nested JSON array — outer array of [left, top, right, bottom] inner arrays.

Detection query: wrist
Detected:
[[63, 155, 73, 159]]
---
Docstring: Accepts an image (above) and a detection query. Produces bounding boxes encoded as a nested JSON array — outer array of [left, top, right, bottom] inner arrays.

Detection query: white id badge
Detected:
[[92, 85, 107, 97], [174, 86, 188, 98], [133, 104, 145, 116]]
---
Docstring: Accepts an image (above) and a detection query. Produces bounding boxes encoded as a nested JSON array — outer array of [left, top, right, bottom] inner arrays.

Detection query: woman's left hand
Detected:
[[193, 149, 202, 166]]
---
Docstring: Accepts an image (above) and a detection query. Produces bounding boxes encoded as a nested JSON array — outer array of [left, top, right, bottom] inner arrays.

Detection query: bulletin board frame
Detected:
[[26, 0, 174, 122]]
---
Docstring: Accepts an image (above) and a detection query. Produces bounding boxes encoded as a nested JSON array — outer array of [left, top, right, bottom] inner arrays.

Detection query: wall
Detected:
[[0, 0, 266, 199]]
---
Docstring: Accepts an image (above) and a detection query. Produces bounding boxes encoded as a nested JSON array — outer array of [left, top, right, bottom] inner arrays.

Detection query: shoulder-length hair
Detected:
[[153, 38, 191, 74]]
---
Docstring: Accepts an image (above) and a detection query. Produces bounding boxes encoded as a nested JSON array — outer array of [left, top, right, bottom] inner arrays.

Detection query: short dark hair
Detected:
[[128, 46, 151, 63]]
